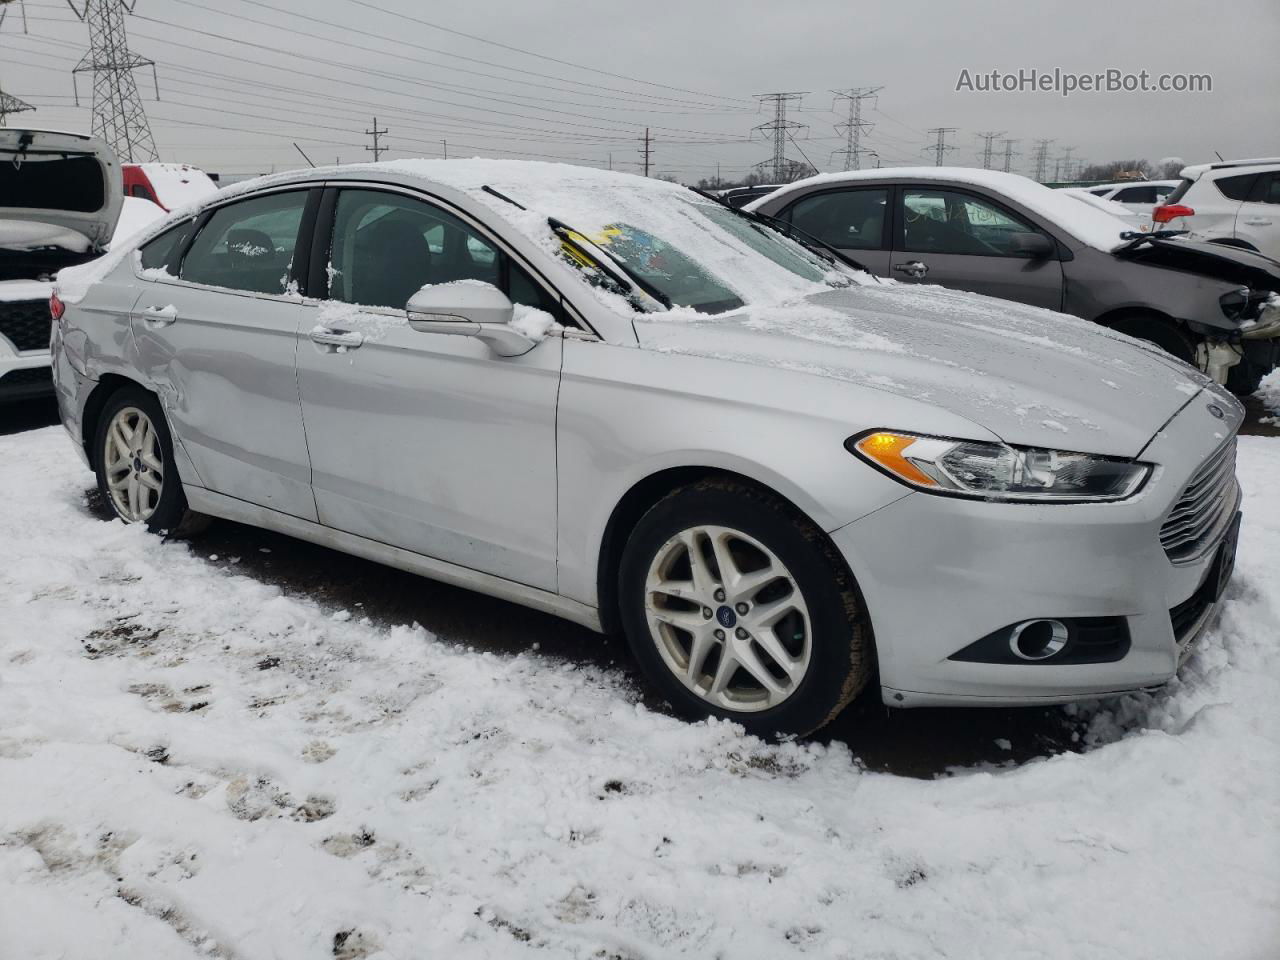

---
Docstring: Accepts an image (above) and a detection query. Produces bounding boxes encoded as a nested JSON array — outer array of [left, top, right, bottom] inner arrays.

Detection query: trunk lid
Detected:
[[635, 284, 1215, 457], [0, 129, 122, 254]]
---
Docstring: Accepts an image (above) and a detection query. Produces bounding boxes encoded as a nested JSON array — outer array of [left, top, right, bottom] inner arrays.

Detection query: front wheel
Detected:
[[618, 479, 873, 737], [94, 387, 207, 536]]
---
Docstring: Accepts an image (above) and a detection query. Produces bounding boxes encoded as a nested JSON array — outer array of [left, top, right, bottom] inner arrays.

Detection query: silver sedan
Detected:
[[49, 160, 1243, 735]]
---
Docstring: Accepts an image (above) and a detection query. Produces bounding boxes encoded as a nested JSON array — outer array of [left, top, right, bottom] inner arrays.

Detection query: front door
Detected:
[[891, 186, 1064, 311], [129, 188, 318, 520], [294, 186, 563, 590]]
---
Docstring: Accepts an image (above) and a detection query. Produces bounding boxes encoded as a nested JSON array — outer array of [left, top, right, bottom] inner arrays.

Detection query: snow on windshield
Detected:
[[371, 159, 854, 313], [752, 168, 1134, 253]]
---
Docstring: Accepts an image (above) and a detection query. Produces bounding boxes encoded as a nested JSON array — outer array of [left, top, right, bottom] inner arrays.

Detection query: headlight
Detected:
[[849, 431, 1151, 502]]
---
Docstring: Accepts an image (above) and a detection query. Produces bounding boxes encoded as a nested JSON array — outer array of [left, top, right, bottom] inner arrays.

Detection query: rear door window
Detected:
[[1247, 173, 1280, 205], [138, 220, 193, 272], [180, 191, 308, 295], [900, 188, 1045, 257], [1112, 186, 1159, 204], [783, 188, 889, 250]]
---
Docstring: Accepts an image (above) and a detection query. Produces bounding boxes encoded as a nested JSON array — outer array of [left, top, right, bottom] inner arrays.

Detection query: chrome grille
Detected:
[[1160, 439, 1239, 563]]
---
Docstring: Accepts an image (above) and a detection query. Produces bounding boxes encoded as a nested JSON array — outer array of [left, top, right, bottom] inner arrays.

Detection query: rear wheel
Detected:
[[618, 479, 872, 737], [94, 387, 207, 536]]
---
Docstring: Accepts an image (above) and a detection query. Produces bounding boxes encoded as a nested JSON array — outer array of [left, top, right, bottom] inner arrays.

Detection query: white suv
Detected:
[[1154, 159, 1280, 261], [1084, 180, 1179, 217]]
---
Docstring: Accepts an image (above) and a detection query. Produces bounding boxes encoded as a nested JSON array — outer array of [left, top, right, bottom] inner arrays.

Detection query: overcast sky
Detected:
[[3, 0, 1277, 182]]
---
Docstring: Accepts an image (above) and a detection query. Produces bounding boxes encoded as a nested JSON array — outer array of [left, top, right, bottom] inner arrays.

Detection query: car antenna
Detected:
[[482, 185, 526, 210], [292, 142, 317, 168], [1214, 151, 1224, 161]]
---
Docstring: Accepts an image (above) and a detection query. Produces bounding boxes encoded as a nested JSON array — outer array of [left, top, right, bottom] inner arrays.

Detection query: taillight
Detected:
[[1153, 203, 1195, 224], [49, 293, 65, 321]]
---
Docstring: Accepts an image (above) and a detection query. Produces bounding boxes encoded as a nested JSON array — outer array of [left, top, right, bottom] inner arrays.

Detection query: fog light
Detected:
[[1009, 619, 1069, 661]]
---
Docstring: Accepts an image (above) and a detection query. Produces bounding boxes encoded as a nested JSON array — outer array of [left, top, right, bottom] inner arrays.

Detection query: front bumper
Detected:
[[833, 393, 1243, 707]]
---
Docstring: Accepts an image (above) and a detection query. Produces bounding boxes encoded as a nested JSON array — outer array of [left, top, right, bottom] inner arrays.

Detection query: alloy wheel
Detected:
[[643, 524, 812, 712], [103, 406, 165, 523]]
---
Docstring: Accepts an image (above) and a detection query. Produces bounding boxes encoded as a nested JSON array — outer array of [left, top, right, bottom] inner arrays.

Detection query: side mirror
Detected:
[[1010, 232, 1054, 259], [405, 282, 535, 357]]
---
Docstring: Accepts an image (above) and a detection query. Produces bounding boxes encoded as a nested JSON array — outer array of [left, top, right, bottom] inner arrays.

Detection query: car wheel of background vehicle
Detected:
[[1107, 313, 1196, 365], [94, 387, 208, 536], [618, 478, 872, 737]]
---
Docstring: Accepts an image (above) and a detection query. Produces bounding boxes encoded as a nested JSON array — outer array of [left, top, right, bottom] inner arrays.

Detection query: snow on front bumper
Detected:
[[831, 393, 1243, 707]]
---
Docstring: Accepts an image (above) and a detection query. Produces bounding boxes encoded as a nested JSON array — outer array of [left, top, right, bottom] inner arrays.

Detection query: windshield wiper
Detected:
[[690, 187, 873, 276], [1117, 229, 1188, 249], [547, 217, 672, 309]]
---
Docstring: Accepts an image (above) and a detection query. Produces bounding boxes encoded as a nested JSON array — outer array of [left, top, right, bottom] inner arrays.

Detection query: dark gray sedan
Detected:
[[747, 169, 1280, 394]]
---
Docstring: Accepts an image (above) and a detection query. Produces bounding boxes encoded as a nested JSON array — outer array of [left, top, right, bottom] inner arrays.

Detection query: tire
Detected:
[[618, 478, 873, 737], [1225, 359, 1265, 397], [93, 387, 208, 537], [1107, 313, 1196, 365]]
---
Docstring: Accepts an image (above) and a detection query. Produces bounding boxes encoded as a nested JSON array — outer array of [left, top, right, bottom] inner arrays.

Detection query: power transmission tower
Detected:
[[638, 127, 652, 177], [924, 127, 958, 166], [976, 130, 1005, 170], [1058, 145, 1076, 181], [0, 87, 34, 127], [752, 92, 807, 183], [66, 1, 160, 163], [999, 138, 1019, 173], [831, 86, 881, 171], [365, 117, 387, 161], [1031, 138, 1054, 182]]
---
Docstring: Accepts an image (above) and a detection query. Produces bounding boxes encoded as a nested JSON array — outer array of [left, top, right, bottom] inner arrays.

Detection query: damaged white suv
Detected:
[[1, 129, 122, 402]]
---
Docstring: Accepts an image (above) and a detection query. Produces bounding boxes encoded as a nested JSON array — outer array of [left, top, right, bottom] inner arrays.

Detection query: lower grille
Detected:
[[0, 366, 52, 387], [1169, 587, 1213, 645], [1160, 439, 1239, 563], [0, 299, 53, 352]]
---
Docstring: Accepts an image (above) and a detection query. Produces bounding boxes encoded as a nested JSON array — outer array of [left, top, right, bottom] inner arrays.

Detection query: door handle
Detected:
[[892, 260, 929, 278], [1243, 219, 1272, 226], [137, 304, 177, 325], [309, 327, 364, 349]]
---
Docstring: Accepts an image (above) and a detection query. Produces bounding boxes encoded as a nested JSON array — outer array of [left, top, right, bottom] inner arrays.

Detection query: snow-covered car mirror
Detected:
[[405, 281, 533, 357]]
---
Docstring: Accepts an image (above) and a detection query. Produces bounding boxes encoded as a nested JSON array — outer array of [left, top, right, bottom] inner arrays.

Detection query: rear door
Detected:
[[1235, 171, 1280, 259], [774, 186, 892, 276], [129, 187, 319, 520], [294, 185, 563, 590], [890, 185, 1064, 310]]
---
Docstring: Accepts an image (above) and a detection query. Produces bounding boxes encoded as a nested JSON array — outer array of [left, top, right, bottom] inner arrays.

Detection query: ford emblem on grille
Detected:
[[1206, 403, 1226, 420]]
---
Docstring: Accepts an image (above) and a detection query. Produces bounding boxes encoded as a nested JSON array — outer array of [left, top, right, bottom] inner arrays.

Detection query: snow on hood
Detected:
[[747, 168, 1134, 253], [636, 285, 1215, 456]]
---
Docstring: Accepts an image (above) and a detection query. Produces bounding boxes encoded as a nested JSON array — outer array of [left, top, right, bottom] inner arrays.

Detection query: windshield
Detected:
[[553, 195, 847, 315]]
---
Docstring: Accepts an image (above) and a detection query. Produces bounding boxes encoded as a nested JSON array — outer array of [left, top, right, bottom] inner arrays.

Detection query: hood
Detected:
[[1113, 236, 1280, 293], [635, 285, 1214, 457], [0, 129, 122, 253]]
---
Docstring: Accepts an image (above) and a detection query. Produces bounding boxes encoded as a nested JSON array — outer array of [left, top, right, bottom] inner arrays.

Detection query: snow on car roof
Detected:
[[745, 167, 1136, 253]]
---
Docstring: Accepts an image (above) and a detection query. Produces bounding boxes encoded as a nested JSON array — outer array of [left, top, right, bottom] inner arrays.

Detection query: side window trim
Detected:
[[893, 184, 1062, 260], [317, 180, 589, 333]]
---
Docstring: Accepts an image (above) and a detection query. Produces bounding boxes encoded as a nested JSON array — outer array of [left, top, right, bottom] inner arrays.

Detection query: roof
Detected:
[[745, 167, 1133, 252], [1180, 158, 1280, 179]]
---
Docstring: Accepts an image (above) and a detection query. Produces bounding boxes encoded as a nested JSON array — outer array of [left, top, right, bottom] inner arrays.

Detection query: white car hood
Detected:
[[635, 284, 1219, 457], [0, 129, 122, 252]]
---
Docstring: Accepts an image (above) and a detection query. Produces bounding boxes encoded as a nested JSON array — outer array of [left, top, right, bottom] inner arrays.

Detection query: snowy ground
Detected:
[[1, 426, 1277, 960]]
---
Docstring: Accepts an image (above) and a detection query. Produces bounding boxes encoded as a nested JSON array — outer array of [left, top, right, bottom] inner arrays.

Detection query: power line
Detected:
[[753, 92, 807, 183], [66, 0, 159, 162], [1057, 145, 1076, 181], [924, 127, 958, 166], [831, 86, 881, 171], [975, 130, 1005, 170]]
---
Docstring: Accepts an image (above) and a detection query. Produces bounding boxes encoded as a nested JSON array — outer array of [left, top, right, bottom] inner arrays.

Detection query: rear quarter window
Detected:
[[138, 221, 194, 272], [1163, 179, 1194, 204], [1214, 174, 1257, 202]]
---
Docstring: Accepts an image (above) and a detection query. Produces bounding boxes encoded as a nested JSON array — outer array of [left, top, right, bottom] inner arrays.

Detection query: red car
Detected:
[[122, 162, 218, 211]]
